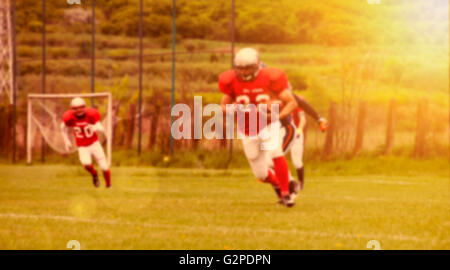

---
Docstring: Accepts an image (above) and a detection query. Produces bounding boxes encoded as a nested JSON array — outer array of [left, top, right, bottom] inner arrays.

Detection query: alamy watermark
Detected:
[[171, 96, 280, 145], [66, 240, 81, 250], [366, 240, 381, 250]]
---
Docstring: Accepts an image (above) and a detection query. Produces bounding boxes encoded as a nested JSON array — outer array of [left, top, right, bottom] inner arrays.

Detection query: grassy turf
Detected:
[[0, 163, 448, 250]]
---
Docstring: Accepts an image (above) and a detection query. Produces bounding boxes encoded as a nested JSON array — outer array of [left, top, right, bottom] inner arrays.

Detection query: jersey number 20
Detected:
[[74, 126, 94, 138]]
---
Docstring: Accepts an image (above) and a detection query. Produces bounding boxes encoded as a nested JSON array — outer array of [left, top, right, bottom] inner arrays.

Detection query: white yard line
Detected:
[[0, 212, 431, 243]]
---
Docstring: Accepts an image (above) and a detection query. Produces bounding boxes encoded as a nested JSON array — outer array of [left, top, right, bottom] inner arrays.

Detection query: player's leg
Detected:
[[90, 141, 111, 188], [264, 156, 282, 201], [262, 121, 294, 207], [266, 124, 298, 199], [280, 122, 300, 196], [78, 146, 99, 187], [242, 136, 280, 187], [291, 129, 305, 190]]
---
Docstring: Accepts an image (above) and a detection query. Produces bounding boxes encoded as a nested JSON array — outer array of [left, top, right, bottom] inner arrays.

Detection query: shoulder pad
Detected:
[[86, 107, 99, 115], [62, 110, 73, 121], [86, 107, 101, 122], [262, 67, 285, 82], [218, 70, 236, 85], [62, 110, 75, 126]]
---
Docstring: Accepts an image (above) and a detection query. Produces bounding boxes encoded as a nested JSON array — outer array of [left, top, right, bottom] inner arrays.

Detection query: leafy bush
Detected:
[[184, 41, 196, 53], [157, 34, 182, 49], [197, 42, 207, 50], [77, 39, 92, 57], [17, 34, 41, 46], [17, 46, 39, 58], [209, 53, 219, 63], [27, 20, 43, 33], [48, 47, 72, 59], [105, 49, 133, 60], [47, 35, 65, 46], [57, 62, 90, 76], [19, 62, 42, 75]]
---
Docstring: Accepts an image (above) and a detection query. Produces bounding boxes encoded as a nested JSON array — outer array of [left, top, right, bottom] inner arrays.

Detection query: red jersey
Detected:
[[62, 107, 101, 147], [218, 67, 289, 135]]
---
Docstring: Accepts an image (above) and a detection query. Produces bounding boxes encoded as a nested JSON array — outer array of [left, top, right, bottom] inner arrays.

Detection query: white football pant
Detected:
[[78, 141, 109, 171], [290, 128, 304, 169], [241, 121, 291, 180], [265, 121, 298, 177], [266, 113, 305, 182]]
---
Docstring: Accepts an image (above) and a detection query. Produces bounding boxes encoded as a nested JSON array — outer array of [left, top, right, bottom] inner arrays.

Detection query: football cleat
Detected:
[[282, 194, 295, 208], [92, 174, 100, 188]]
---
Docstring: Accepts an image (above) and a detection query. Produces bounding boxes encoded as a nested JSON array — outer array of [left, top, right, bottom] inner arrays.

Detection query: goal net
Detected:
[[27, 92, 113, 165]]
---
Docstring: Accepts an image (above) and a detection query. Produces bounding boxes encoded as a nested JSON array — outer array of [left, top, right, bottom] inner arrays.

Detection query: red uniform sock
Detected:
[[273, 156, 290, 197], [264, 169, 280, 187], [103, 170, 111, 187], [84, 165, 97, 177]]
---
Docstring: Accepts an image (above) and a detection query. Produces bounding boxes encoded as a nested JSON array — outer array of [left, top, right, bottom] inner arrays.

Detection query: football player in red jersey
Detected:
[[219, 48, 298, 207], [61, 97, 111, 188]]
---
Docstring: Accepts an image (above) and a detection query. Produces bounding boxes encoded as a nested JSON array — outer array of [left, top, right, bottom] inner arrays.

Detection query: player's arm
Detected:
[[293, 94, 328, 132], [269, 68, 298, 120], [218, 71, 235, 114], [220, 94, 234, 113], [60, 122, 73, 151], [88, 109, 105, 135], [277, 90, 298, 120], [91, 122, 105, 134]]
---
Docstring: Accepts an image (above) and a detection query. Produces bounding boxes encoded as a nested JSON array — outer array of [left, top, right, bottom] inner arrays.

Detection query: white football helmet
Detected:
[[234, 48, 260, 81], [70, 97, 86, 108]]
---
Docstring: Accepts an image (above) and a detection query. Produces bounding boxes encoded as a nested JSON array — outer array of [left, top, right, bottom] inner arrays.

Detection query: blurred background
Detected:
[[0, 0, 448, 168]]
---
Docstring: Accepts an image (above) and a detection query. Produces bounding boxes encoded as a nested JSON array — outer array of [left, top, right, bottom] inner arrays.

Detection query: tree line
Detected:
[[16, 0, 447, 46]]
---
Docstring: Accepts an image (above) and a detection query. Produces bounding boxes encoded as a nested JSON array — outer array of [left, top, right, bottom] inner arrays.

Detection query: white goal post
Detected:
[[27, 92, 113, 166]]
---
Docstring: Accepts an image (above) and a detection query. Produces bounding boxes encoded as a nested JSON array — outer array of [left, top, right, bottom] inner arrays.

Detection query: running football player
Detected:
[[219, 48, 298, 207], [290, 94, 328, 190], [61, 97, 111, 188]]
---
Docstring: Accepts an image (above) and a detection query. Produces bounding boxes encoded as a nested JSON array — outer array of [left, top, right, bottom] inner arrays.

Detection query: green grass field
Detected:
[[0, 162, 449, 250]]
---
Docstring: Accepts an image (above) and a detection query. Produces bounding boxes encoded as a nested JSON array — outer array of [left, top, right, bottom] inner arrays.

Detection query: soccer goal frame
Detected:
[[27, 92, 113, 166]]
